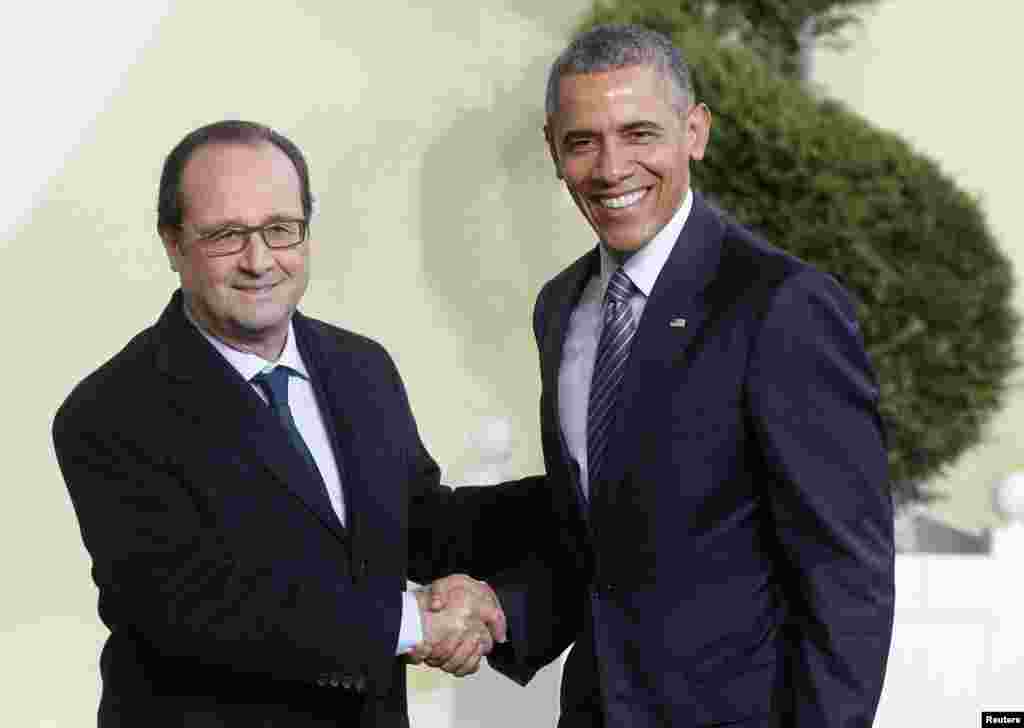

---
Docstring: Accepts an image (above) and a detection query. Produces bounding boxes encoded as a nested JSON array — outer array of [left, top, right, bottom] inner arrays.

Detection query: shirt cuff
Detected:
[[396, 590, 424, 655]]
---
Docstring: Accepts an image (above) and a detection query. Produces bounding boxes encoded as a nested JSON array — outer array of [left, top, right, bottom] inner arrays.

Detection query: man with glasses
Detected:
[[52, 120, 532, 726]]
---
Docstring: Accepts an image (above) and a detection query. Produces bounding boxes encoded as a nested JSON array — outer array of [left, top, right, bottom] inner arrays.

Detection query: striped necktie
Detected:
[[587, 267, 636, 491]]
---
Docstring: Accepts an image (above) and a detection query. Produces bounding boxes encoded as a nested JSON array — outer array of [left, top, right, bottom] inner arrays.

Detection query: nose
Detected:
[[238, 231, 274, 274], [593, 140, 633, 185]]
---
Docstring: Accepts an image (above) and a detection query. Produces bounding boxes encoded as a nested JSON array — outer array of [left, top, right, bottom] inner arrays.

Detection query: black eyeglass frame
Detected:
[[179, 219, 309, 257]]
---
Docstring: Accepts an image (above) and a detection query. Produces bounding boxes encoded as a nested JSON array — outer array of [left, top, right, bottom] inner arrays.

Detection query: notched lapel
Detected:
[[540, 252, 596, 397], [593, 195, 726, 504], [292, 316, 362, 550], [542, 251, 599, 516], [155, 295, 348, 545], [241, 410, 349, 544]]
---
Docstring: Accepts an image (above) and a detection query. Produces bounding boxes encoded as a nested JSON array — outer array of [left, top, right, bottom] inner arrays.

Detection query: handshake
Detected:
[[409, 574, 507, 677]]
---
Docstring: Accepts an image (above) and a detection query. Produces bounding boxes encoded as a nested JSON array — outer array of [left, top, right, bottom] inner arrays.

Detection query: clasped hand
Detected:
[[408, 574, 506, 677]]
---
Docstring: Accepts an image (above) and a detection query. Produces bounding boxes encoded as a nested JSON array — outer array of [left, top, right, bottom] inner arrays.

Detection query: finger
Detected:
[[424, 635, 461, 668], [429, 575, 471, 610], [468, 581, 505, 626], [463, 618, 494, 655], [438, 585, 470, 612], [406, 642, 431, 665], [440, 633, 474, 672], [428, 581, 448, 611], [469, 595, 506, 644], [441, 636, 481, 675], [453, 646, 483, 678], [477, 603, 507, 644], [476, 635, 494, 657]]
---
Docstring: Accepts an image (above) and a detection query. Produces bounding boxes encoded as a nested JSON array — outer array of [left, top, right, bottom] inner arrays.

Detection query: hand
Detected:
[[428, 574, 507, 645], [405, 639, 432, 666], [412, 584, 494, 677]]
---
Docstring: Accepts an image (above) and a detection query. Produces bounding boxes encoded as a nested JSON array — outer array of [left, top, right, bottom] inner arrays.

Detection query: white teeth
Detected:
[[599, 189, 646, 209]]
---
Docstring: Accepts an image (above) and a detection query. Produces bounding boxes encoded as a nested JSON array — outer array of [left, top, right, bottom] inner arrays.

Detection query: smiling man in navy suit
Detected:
[[52, 120, 531, 727], [437, 24, 895, 728]]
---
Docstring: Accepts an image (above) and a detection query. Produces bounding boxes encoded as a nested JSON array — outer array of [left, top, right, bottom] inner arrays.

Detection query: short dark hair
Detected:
[[157, 120, 313, 230], [545, 24, 693, 116]]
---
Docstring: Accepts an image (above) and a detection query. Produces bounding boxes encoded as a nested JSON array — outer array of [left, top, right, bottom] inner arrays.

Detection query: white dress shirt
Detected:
[[184, 307, 422, 653], [558, 188, 694, 499]]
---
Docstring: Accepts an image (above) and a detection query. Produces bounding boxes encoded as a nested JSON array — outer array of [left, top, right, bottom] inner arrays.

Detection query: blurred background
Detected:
[[2, 0, 1021, 725]]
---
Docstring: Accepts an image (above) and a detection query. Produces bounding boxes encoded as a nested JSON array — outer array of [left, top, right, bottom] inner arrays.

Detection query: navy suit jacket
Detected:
[[53, 291, 541, 727], [490, 193, 895, 728]]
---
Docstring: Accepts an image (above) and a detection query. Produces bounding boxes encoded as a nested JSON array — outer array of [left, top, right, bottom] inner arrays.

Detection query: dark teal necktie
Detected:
[[251, 366, 336, 518]]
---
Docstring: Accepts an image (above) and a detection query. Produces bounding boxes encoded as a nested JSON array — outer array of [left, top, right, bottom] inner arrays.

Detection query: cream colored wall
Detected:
[[813, 1, 1024, 533], [5, 0, 1021, 725]]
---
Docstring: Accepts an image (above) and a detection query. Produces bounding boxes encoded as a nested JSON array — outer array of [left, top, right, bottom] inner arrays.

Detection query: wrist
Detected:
[[414, 588, 438, 645]]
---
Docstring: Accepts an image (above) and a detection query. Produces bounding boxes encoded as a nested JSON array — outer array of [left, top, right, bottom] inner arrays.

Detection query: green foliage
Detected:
[[578, 1, 1019, 489], [590, 0, 877, 78]]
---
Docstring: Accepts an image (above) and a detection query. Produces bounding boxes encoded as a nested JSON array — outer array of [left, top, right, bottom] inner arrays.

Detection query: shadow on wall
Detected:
[[418, 56, 577, 414], [418, 43, 580, 728]]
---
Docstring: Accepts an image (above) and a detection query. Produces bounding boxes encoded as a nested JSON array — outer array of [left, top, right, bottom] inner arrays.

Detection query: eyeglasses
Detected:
[[184, 219, 308, 257]]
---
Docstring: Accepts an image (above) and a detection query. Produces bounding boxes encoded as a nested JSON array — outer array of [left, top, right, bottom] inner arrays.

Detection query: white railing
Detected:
[[875, 554, 1024, 726]]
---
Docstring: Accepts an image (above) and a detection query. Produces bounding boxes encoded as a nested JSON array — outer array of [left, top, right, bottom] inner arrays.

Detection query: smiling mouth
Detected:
[[236, 282, 278, 294], [596, 189, 647, 209]]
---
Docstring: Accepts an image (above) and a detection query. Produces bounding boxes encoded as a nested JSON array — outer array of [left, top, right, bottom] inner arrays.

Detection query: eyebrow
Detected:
[[196, 214, 303, 231], [620, 121, 664, 132]]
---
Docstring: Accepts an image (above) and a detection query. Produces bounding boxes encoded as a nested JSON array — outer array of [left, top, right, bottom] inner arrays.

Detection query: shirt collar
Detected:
[[182, 302, 310, 381], [599, 186, 694, 297]]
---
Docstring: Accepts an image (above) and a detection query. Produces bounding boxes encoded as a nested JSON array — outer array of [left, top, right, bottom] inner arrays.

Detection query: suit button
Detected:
[[329, 676, 340, 688], [355, 676, 367, 693], [316, 675, 329, 687], [350, 559, 368, 584]]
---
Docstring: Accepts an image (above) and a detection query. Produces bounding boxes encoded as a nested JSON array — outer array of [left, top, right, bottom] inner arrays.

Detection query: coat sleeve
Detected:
[[478, 280, 585, 685], [405, 436, 580, 687], [401, 280, 583, 684], [53, 396, 403, 693], [747, 270, 895, 728], [379, 345, 548, 586]]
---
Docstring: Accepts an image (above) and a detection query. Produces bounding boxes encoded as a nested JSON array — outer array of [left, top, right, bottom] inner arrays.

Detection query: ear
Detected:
[[686, 102, 712, 161], [159, 226, 183, 273], [544, 124, 564, 180]]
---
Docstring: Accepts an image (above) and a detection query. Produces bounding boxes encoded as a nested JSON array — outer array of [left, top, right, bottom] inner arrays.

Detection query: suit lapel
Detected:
[[542, 250, 600, 515], [592, 194, 726, 508], [154, 293, 349, 545], [291, 314, 362, 554]]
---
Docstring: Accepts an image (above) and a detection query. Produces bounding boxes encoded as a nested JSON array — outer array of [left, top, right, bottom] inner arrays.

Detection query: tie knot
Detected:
[[605, 268, 633, 305], [252, 366, 294, 407]]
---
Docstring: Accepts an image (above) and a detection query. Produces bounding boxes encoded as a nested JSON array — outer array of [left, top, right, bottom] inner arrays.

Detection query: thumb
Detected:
[[407, 641, 431, 665], [480, 603, 508, 644], [428, 579, 450, 611]]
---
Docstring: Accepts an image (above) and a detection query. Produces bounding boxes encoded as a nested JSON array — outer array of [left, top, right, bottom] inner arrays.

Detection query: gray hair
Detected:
[[545, 24, 694, 117]]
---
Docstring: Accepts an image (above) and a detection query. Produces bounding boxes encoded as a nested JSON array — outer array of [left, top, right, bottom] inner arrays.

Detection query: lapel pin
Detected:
[[669, 318, 687, 329]]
